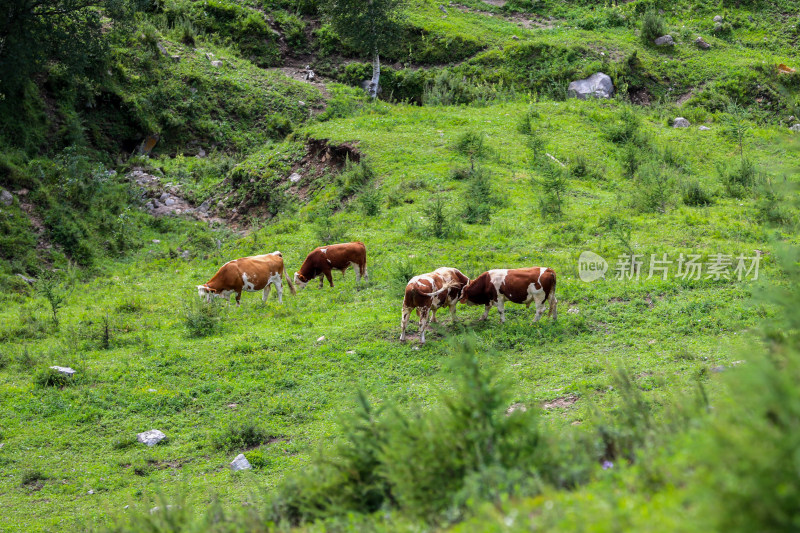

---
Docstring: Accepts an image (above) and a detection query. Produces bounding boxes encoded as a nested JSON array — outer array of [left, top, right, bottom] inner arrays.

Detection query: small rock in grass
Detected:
[[210, 60, 223, 68], [790, 124, 800, 132], [228, 403, 237, 408], [711, 366, 726, 373], [713, 15, 722, 22], [316, 335, 325, 342], [137, 429, 166, 447], [506, 403, 527, 415], [698, 125, 711, 130], [346, 350, 356, 355], [230, 454, 252, 471], [567, 307, 579, 314], [673, 117, 691, 128], [288, 172, 302, 183], [654, 35, 674, 46], [567, 72, 614, 99], [695, 36, 711, 49], [147, 388, 157, 392], [50, 366, 76, 376], [0, 188, 13, 206], [87, 489, 94, 495], [152, 239, 160, 244], [149, 505, 176, 514]]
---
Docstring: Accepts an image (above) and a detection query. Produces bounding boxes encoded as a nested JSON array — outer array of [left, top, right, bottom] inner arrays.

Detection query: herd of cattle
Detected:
[[197, 242, 557, 344]]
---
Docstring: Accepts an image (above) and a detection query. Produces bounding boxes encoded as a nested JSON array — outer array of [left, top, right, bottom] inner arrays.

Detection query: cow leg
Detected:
[[262, 284, 272, 303], [235, 291, 242, 306], [533, 294, 546, 322], [319, 276, 324, 289], [480, 304, 490, 321], [549, 294, 558, 320], [325, 270, 334, 287], [400, 307, 411, 341], [430, 308, 437, 323], [275, 278, 284, 303], [353, 264, 361, 284], [450, 303, 458, 322], [497, 298, 506, 324], [362, 265, 368, 282], [419, 308, 430, 344]]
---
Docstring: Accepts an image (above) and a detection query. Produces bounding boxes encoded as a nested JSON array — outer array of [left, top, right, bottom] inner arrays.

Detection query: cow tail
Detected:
[[284, 267, 296, 295], [421, 279, 459, 297]]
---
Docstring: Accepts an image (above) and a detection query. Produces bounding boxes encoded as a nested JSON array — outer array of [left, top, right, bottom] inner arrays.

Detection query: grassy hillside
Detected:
[[1, 0, 800, 530]]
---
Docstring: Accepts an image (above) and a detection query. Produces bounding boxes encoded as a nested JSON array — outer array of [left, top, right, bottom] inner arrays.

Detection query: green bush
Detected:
[[212, 421, 274, 452], [640, 9, 667, 44], [389, 257, 416, 296], [755, 180, 792, 225], [358, 188, 382, 217], [421, 197, 462, 239], [34, 367, 74, 388], [20, 470, 46, 487], [454, 130, 487, 166], [535, 162, 567, 220], [183, 297, 222, 337], [463, 167, 498, 224], [632, 160, 678, 213], [337, 158, 375, 199], [717, 158, 760, 199], [682, 179, 714, 207]]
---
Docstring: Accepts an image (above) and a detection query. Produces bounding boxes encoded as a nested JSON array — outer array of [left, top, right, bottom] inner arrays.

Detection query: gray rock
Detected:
[[713, 22, 723, 32], [711, 365, 726, 373], [164, 198, 176, 207], [157, 42, 170, 58], [152, 239, 160, 244], [713, 15, 722, 22], [137, 429, 166, 447], [159, 192, 170, 203], [567, 72, 614, 100], [654, 35, 675, 46], [511, 35, 519, 40], [16, 273, 35, 285], [210, 60, 223, 68], [288, 172, 302, 183], [198, 200, 210, 213], [50, 366, 76, 376], [230, 454, 252, 471], [171, 55, 181, 63], [790, 124, 800, 132], [197, 148, 206, 158], [695, 36, 711, 49], [205, 53, 214, 60], [149, 505, 176, 514], [673, 117, 691, 128], [698, 125, 711, 131], [0, 188, 13, 206]]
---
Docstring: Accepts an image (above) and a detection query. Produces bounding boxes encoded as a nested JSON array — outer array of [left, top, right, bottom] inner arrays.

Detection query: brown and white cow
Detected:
[[197, 251, 296, 305], [459, 267, 557, 323], [293, 242, 367, 290], [400, 267, 470, 344]]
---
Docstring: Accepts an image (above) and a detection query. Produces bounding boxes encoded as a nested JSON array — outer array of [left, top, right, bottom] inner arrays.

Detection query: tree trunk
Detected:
[[368, 48, 380, 99]]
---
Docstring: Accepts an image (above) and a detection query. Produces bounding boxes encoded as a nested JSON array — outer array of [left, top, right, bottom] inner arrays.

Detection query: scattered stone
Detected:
[[346, 350, 356, 355], [506, 403, 527, 415], [171, 55, 181, 62], [648, 339, 657, 345], [197, 148, 206, 158], [288, 172, 302, 183], [181, 250, 190, 260], [439, 4, 447, 15], [0, 188, 13, 206], [654, 35, 675, 47], [159, 192, 170, 203], [217, 200, 225, 208], [298, 101, 306, 107], [210, 60, 223, 68], [87, 489, 94, 495], [713, 22, 723, 32], [316, 335, 325, 342], [147, 389, 157, 392], [790, 124, 800, 132], [157, 42, 170, 58], [695, 36, 711, 49], [50, 366, 76, 376], [152, 239, 161, 244], [567, 72, 614, 100], [198, 200, 210, 213], [137, 429, 166, 447], [164, 198, 176, 207], [673, 117, 691, 128], [732, 360, 746, 366], [16, 274, 35, 285], [149, 505, 176, 514], [567, 307, 579, 314], [711, 365, 726, 373], [205, 53, 214, 60], [543, 395, 578, 409], [230, 454, 252, 471], [511, 35, 519, 40], [227, 403, 237, 408], [123, 505, 129, 509], [713, 15, 722, 22], [698, 125, 711, 130]]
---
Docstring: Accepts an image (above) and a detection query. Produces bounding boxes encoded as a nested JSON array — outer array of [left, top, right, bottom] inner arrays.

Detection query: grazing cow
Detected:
[[400, 267, 470, 344], [293, 242, 368, 290], [197, 251, 296, 305], [460, 267, 557, 323]]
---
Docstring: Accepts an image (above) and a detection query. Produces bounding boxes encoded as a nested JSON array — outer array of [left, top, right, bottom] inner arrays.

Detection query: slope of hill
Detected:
[[0, 0, 799, 531]]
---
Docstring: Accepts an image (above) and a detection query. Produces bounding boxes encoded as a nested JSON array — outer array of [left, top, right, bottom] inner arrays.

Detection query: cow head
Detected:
[[197, 284, 216, 301], [293, 272, 308, 290]]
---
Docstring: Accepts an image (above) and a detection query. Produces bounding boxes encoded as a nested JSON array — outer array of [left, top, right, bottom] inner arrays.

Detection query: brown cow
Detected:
[[400, 267, 470, 344], [293, 242, 367, 290], [197, 251, 296, 305], [460, 267, 557, 323]]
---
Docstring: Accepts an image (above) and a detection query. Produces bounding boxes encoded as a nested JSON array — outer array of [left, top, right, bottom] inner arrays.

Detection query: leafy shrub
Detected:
[[244, 448, 269, 469], [422, 197, 462, 239], [621, 143, 640, 179], [175, 17, 197, 46], [183, 297, 222, 338], [449, 166, 471, 181], [605, 107, 645, 146], [454, 130, 486, 167], [313, 215, 350, 243], [682, 179, 714, 207], [516, 106, 541, 136], [358, 188, 382, 216], [463, 167, 498, 224], [37, 272, 71, 326], [569, 153, 593, 178], [640, 9, 666, 44], [717, 158, 760, 199], [318, 84, 367, 122], [535, 162, 567, 220], [389, 258, 416, 296], [524, 129, 547, 162], [34, 367, 73, 388], [755, 180, 791, 225], [213, 421, 273, 452], [632, 160, 678, 213]]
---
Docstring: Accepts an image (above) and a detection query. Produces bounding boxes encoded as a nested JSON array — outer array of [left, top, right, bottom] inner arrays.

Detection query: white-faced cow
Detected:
[[293, 242, 367, 290], [460, 267, 557, 323], [400, 267, 470, 344], [197, 251, 296, 305]]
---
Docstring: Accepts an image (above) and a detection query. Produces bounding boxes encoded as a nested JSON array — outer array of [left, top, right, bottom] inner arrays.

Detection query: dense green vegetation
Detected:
[[1, 0, 799, 531]]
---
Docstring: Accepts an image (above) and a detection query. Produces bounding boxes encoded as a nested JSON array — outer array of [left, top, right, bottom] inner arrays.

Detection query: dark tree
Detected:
[[322, 0, 405, 99]]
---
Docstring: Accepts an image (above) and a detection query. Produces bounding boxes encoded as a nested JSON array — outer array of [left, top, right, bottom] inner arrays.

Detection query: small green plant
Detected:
[[621, 143, 640, 179], [337, 158, 375, 199], [313, 215, 350, 243], [600, 215, 635, 256], [463, 167, 497, 224], [682, 179, 714, 207], [389, 257, 416, 296], [111, 435, 138, 450], [183, 297, 222, 338], [34, 367, 73, 388], [717, 158, 760, 199], [570, 153, 589, 178], [516, 107, 540, 136], [213, 421, 274, 452], [640, 9, 667, 44], [632, 160, 677, 213], [20, 470, 46, 487], [176, 17, 197, 46], [37, 272, 71, 326], [524, 130, 547, 163], [455, 130, 486, 169], [535, 162, 567, 220], [422, 197, 461, 239], [755, 179, 791, 225], [244, 448, 270, 469], [720, 102, 751, 159], [132, 459, 155, 477], [359, 188, 382, 216]]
